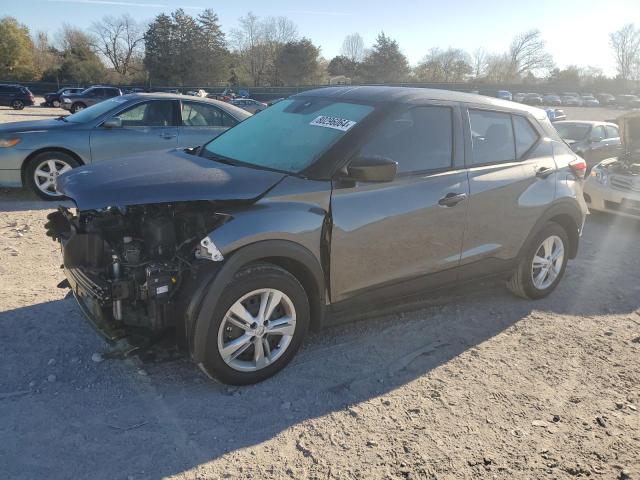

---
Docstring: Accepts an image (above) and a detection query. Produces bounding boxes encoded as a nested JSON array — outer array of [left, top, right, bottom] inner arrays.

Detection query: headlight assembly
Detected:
[[62, 98, 71, 103], [0, 138, 21, 148], [590, 165, 608, 185]]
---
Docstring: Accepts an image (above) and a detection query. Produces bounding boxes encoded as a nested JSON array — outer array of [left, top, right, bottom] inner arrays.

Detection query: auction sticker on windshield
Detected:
[[310, 115, 357, 132]]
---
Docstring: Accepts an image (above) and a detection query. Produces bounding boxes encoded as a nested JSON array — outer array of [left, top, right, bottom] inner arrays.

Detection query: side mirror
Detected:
[[102, 117, 122, 129], [346, 156, 398, 182]]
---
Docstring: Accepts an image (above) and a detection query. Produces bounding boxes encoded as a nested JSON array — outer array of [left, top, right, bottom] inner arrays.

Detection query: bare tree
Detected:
[[508, 29, 553, 78], [230, 12, 271, 86], [91, 14, 144, 80], [340, 33, 365, 62], [484, 53, 514, 83], [471, 47, 487, 79], [610, 24, 640, 82], [414, 47, 472, 82]]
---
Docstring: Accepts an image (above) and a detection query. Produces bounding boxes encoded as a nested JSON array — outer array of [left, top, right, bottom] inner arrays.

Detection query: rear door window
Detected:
[[469, 109, 515, 165], [358, 106, 453, 174], [590, 125, 605, 140], [605, 125, 619, 138], [513, 115, 539, 158], [181, 102, 237, 127]]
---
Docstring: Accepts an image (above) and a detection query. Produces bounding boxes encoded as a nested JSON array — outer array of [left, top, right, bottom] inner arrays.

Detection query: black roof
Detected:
[[295, 86, 545, 117]]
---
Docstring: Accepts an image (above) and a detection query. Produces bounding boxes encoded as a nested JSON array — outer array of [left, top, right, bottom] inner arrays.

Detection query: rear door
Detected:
[[90, 99, 179, 162], [0, 86, 10, 106], [177, 101, 238, 148], [460, 108, 556, 274], [330, 103, 469, 303], [604, 124, 623, 159]]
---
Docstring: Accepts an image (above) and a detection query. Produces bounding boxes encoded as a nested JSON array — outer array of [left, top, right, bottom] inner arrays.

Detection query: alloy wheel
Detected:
[[531, 235, 565, 290], [217, 288, 297, 372], [33, 158, 72, 197], [52, 100, 60, 108]]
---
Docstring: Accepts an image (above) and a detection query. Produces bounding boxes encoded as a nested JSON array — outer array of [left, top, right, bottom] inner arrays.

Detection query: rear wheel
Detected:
[[52, 100, 61, 108], [25, 151, 80, 200], [70, 102, 86, 113], [198, 263, 310, 385], [11, 100, 24, 110], [507, 222, 569, 299]]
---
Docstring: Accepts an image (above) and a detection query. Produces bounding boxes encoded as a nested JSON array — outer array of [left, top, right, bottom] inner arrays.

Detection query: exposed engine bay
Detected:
[[603, 156, 640, 175], [45, 203, 226, 339]]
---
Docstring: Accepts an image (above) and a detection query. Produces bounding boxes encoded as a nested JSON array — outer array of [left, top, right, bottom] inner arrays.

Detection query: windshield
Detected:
[[555, 123, 590, 140], [202, 98, 374, 173], [65, 97, 129, 123]]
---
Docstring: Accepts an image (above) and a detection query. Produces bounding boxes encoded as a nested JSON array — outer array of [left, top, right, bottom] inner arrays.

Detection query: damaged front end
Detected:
[[46, 202, 227, 342]]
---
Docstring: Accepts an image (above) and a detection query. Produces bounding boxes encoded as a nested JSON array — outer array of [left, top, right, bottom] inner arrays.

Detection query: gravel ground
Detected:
[[0, 101, 639, 480]]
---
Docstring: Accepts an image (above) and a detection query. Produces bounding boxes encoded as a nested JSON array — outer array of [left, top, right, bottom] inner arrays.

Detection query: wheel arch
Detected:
[[21, 147, 85, 184], [187, 239, 326, 363]]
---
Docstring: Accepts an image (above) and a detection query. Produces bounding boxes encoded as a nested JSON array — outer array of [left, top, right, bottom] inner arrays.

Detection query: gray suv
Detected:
[[61, 86, 122, 113], [46, 87, 588, 385]]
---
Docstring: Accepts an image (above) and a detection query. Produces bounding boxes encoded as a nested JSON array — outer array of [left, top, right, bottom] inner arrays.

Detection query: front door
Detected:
[[460, 108, 556, 273], [90, 100, 179, 163], [330, 104, 469, 303]]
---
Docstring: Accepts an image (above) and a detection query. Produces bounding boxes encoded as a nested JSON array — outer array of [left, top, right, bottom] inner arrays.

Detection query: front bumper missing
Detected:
[[64, 266, 125, 343]]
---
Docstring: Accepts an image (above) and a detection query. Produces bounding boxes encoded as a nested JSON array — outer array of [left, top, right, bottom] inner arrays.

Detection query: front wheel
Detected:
[[507, 222, 569, 299], [11, 100, 25, 110], [25, 151, 80, 200], [52, 100, 61, 108], [198, 263, 310, 385], [70, 102, 86, 113]]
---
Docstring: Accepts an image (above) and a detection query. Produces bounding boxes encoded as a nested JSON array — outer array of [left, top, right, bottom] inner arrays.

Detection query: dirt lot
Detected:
[[1, 102, 639, 480]]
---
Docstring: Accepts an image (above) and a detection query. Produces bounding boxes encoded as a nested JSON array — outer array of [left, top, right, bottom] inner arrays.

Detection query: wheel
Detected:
[[52, 100, 61, 108], [507, 222, 569, 300], [198, 263, 310, 385], [70, 102, 86, 113], [11, 100, 24, 110], [25, 151, 80, 200]]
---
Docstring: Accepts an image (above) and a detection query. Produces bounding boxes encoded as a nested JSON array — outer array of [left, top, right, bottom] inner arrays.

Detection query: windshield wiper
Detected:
[[200, 150, 238, 166]]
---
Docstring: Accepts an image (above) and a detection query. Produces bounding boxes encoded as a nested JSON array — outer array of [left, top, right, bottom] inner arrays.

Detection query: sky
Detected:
[[4, 0, 639, 76]]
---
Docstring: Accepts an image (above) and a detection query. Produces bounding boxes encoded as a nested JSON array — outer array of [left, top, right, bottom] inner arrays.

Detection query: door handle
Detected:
[[438, 192, 467, 207], [535, 166, 555, 179]]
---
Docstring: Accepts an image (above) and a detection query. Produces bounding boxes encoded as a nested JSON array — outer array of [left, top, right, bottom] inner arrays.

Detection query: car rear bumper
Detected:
[[584, 178, 640, 219]]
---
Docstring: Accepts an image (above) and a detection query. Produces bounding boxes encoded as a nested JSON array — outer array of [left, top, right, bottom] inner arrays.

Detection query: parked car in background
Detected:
[[542, 94, 562, 106], [230, 98, 267, 113], [513, 92, 526, 103], [595, 93, 616, 106], [581, 95, 600, 107], [554, 120, 622, 169], [615, 95, 639, 109], [523, 93, 543, 105], [545, 108, 566, 122], [0, 93, 250, 199], [61, 86, 123, 113], [43, 87, 84, 108], [266, 97, 286, 106], [186, 89, 208, 97], [478, 90, 513, 101], [47, 86, 588, 385], [584, 111, 640, 218], [0, 84, 35, 110], [560, 94, 582, 106]]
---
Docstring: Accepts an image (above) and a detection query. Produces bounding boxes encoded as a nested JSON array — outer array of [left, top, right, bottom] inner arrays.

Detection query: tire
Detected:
[[11, 100, 24, 110], [52, 100, 61, 108], [25, 151, 80, 200], [198, 263, 310, 385], [70, 102, 86, 113], [507, 222, 570, 300]]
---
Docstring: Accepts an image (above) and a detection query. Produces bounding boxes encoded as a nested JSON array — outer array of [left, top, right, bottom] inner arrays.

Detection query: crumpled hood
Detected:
[[0, 118, 70, 134], [618, 111, 640, 154], [56, 148, 287, 211]]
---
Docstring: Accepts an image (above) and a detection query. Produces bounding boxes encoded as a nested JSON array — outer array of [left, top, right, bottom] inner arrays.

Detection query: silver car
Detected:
[[0, 93, 251, 199], [584, 112, 640, 218]]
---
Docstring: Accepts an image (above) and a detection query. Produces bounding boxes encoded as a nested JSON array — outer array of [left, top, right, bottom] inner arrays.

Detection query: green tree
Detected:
[[194, 9, 228, 85], [0, 17, 38, 81], [360, 32, 409, 83], [274, 38, 320, 85], [56, 26, 105, 84], [327, 55, 358, 78], [144, 13, 176, 84]]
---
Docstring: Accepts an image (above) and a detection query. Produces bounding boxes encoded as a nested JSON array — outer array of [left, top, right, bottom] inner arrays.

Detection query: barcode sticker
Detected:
[[309, 115, 357, 132]]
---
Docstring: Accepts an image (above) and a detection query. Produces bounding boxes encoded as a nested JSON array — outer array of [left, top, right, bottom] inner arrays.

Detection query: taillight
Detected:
[[569, 158, 587, 179]]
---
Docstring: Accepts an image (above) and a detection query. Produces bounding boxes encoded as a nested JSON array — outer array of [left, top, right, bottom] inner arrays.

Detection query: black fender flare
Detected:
[[518, 200, 584, 260], [187, 239, 326, 363]]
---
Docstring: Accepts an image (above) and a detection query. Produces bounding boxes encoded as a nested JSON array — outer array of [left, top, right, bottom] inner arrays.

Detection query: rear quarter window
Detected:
[[469, 109, 515, 165]]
